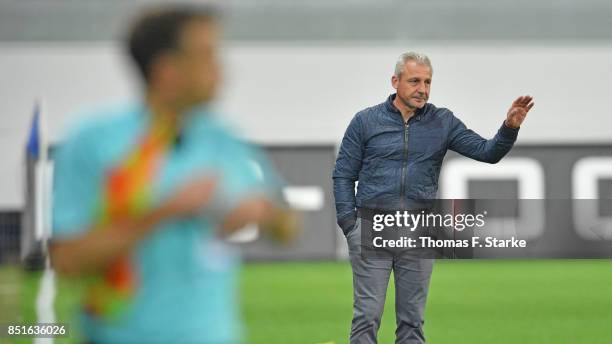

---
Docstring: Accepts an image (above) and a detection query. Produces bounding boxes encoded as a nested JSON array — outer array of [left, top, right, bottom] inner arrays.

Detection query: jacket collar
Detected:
[[384, 93, 427, 121]]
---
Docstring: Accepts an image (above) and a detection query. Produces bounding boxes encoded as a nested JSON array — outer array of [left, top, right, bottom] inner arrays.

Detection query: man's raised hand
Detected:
[[505, 95, 534, 129]]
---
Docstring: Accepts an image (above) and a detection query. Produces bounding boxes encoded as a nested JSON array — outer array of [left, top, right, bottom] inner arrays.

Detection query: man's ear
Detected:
[[391, 75, 399, 90], [149, 54, 179, 90]]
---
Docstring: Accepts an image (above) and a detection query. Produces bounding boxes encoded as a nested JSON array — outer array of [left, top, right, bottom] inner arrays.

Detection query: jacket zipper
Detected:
[[400, 120, 409, 208]]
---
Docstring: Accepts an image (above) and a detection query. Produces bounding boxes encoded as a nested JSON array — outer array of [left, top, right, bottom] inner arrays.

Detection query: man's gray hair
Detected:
[[394, 52, 432, 77]]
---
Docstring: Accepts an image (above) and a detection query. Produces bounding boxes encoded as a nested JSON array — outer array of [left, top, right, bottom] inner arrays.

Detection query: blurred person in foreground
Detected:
[[333, 52, 534, 343], [50, 5, 296, 343]]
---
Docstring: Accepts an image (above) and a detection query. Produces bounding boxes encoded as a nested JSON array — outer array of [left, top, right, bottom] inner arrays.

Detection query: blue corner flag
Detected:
[[26, 104, 40, 159]]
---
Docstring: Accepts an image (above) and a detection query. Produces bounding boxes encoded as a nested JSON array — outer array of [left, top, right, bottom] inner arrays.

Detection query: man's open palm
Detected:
[[505, 95, 534, 129]]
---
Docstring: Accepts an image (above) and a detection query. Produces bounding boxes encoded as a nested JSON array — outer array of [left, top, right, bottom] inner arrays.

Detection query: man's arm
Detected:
[[448, 96, 534, 163], [214, 138, 299, 244], [52, 172, 297, 277], [50, 176, 217, 277], [220, 196, 298, 244], [332, 114, 363, 234]]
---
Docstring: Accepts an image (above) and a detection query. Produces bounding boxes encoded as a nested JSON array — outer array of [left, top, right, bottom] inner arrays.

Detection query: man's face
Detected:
[[172, 19, 220, 105], [391, 61, 432, 110]]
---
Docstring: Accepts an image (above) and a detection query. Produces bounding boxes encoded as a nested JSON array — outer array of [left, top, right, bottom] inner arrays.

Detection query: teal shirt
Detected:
[[52, 103, 277, 343]]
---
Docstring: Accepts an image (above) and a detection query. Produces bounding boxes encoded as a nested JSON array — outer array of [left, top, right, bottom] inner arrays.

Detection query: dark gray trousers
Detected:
[[346, 219, 434, 344]]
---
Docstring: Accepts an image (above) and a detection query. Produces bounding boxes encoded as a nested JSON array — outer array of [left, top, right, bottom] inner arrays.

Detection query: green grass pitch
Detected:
[[3, 260, 612, 343]]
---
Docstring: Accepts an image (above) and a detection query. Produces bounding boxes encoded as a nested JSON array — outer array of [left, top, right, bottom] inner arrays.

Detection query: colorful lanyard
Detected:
[[85, 115, 176, 321]]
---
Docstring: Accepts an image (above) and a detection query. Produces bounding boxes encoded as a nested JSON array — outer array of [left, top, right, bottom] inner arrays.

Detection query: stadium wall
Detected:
[[1, 42, 611, 209]]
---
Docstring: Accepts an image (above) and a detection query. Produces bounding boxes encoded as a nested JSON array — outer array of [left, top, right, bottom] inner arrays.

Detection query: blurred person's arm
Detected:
[[332, 114, 363, 234], [448, 96, 533, 163], [50, 176, 217, 277], [214, 137, 299, 243], [220, 195, 298, 244]]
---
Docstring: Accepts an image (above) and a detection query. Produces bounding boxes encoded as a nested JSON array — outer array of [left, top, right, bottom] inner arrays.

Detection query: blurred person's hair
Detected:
[[126, 4, 219, 83], [394, 52, 433, 77]]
